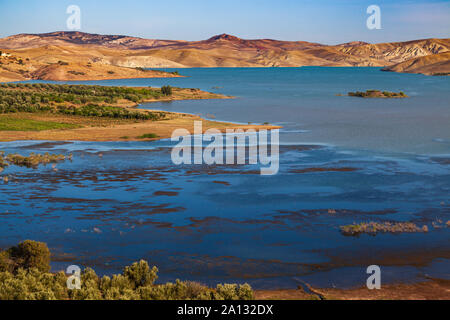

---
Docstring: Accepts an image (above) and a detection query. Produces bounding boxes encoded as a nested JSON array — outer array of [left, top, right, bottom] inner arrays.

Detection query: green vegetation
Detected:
[[0, 151, 71, 169], [348, 90, 408, 98], [136, 133, 159, 139], [55, 104, 162, 120], [340, 221, 428, 236], [0, 83, 167, 121], [0, 117, 79, 131], [0, 240, 50, 273], [0, 241, 254, 300], [161, 85, 173, 96], [0, 154, 8, 170]]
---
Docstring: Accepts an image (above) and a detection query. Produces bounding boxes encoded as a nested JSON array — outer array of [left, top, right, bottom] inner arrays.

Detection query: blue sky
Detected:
[[0, 0, 449, 44]]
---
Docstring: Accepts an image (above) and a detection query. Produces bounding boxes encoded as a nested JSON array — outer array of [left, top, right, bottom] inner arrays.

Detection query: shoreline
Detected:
[[0, 112, 281, 143], [0, 83, 279, 142], [255, 278, 450, 300], [2, 66, 444, 84]]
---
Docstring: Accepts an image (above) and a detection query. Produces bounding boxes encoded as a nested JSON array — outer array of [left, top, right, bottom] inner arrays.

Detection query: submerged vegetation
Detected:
[[340, 221, 429, 236], [348, 90, 408, 98], [0, 151, 71, 169], [0, 83, 169, 121], [0, 241, 254, 300]]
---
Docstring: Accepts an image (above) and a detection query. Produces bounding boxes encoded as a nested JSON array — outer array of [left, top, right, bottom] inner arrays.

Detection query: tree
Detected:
[[123, 260, 158, 288], [161, 85, 172, 96], [10, 240, 51, 272]]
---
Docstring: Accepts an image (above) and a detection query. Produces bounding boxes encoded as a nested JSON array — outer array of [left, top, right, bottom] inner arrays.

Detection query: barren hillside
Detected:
[[382, 51, 450, 75], [1, 31, 449, 81]]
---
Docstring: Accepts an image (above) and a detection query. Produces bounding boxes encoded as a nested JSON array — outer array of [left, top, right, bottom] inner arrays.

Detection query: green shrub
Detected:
[[0, 84, 168, 120], [0, 240, 51, 273], [0, 251, 14, 273], [214, 283, 254, 300], [0, 269, 68, 300], [124, 260, 158, 288], [161, 85, 172, 96], [0, 241, 254, 300], [136, 133, 159, 139], [12, 240, 51, 273]]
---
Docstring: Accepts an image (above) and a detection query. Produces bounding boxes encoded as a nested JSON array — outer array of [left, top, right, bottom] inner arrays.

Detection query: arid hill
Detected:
[[1, 31, 449, 81], [0, 31, 186, 50], [0, 43, 181, 82], [382, 51, 450, 75]]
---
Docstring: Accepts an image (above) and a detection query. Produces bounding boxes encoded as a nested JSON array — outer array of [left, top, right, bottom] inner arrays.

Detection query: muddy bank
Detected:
[[255, 278, 450, 300]]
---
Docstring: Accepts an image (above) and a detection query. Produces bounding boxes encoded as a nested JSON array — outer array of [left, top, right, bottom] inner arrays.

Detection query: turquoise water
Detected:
[[32, 67, 450, 154], [0, 67, 449, 289]]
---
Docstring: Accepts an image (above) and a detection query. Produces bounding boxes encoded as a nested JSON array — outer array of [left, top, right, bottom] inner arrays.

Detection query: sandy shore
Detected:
[[0, 112, 280, 142], [255, 278, 450, 300]]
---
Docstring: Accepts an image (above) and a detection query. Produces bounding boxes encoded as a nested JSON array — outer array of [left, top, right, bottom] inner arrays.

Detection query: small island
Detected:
[[347, 90, 408, 98]]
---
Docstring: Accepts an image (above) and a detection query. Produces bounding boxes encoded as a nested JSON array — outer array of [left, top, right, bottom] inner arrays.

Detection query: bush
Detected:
[[0, 240, 51, 273], [0, 251, 14, 273], [0, 269, 68, 300], [161, 85, 172, 96], [13, 240, 51, 273], [214, 283, 254, 300], [136, 133, 159, 139], [0, 241, 255, 300], [123, 260, 158, 288], [0, 84, 168, 120]]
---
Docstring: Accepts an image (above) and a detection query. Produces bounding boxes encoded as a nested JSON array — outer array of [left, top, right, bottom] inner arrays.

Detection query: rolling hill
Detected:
[[0, 31, 449, 82], [382, 51, 450, 75]]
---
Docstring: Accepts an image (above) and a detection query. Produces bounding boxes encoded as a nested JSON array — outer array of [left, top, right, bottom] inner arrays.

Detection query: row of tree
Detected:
[[0, 84, 173, 120]]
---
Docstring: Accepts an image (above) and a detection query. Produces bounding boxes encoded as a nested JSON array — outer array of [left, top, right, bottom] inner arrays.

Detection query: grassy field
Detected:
[[0, 117, 80, 131]]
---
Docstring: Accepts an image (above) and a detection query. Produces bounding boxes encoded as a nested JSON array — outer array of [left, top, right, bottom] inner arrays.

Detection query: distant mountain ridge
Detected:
[[0, 31, 186, 50], [0, 31, 449, 81]]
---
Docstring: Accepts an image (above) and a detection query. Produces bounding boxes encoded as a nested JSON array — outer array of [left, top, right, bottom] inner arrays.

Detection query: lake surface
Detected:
[[1, 67, 449, 289]]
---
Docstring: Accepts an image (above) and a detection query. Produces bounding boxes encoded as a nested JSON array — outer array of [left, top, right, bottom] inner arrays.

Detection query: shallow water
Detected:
[[1, 67, 449, 289]]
